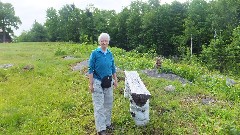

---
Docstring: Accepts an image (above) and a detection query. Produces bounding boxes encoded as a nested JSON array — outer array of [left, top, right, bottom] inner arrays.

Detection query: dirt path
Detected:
[[141, 69, 189, 84], [70, 60, 189, 84], [72, 60, 88, 71]]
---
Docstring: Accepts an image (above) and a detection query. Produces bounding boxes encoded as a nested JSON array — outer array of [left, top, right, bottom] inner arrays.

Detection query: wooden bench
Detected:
[[124, 71, 151, 126]]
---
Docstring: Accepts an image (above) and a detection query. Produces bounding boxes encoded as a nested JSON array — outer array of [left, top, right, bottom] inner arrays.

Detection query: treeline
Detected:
[[17, 0, 240, 74]]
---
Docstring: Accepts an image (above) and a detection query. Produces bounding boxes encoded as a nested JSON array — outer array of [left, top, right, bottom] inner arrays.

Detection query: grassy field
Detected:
[[0, 42, 239, 135]]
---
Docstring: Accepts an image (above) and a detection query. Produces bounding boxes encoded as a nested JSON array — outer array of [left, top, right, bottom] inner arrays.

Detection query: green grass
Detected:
[[0, 42, 239, 135]]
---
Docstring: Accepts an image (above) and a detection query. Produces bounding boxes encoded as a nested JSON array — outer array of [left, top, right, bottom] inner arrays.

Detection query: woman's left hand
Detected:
[[113, 80, 118, 89]]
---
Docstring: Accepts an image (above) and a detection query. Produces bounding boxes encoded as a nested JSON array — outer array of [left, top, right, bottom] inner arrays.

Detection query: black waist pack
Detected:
[[101, 76, 112, 88]]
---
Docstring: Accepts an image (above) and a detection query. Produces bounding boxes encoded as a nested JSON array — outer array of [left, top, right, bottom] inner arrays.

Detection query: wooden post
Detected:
[[155, 57, 162, 69]]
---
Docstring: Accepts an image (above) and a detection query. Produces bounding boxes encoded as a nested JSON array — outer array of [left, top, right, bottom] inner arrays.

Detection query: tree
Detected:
[[184, 0, 210, 54], [141, 0, 160, 53], [225, 26, 240, 74], [106, 10, 118, 46], [0, 2, 21, 42], [141, 1, 187, 56], [45, 7, 60, 41], [207, 0, 240, 44], [80, 4, 96, 43], [17, 21, 48, 42], [148, 0, 160, 9], [200, 25, 240, 74], [114, 8, 130, 50], [126, 1, 145, 50], [168, 1, 187, 56], [58, 4, 81, 42], [30, 21, 48, 42], [93, 9, 116, 35], [17, 30, 32, 42]]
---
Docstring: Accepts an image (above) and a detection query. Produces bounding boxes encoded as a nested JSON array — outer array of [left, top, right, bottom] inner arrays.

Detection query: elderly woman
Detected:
[[88, 33, 118, 135]]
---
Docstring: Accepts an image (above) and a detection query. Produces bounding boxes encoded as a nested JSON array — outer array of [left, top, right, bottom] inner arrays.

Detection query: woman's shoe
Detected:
[[106, 124, 114, 130], [98, 130, 106, 135]]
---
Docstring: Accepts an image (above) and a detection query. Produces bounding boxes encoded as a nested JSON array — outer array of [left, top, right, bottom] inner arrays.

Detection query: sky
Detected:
[[1, 0, 186, 36]]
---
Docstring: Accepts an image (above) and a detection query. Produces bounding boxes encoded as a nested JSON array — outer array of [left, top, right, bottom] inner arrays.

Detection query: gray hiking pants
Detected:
[[92, 79, 113, 132]]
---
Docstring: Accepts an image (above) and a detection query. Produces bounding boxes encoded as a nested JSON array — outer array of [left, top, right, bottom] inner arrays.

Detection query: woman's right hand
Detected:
[[89, 84, 94, 93], [88, 73, 94, 93]]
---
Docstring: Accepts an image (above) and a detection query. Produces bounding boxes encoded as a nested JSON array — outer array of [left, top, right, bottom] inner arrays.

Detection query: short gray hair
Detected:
[[98, 33, 110, 42]]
